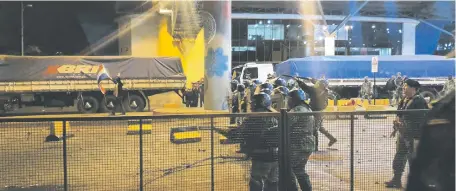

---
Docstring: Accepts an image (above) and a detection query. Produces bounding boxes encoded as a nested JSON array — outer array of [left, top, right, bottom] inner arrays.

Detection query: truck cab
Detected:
[[232, 62, 275, 84]]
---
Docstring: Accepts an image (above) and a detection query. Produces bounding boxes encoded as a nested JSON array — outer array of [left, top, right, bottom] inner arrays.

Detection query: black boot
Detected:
[[384, 175, 402, 188], [249, 179, 263, 191], [297, 175, 312, 191], [264, 181, 278, 191]]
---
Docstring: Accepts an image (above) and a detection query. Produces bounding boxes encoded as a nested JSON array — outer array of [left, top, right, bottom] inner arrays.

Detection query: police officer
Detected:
[[271, 86, 289, 111], [258, 82, 274, 95], [360, 76, 373, 104], [250, 79, 261, 99], [296, 78, 337, 150], [230, 80, 240, 124], [385, 79, 428, 188], [273, 77, 287, 89], [237, 84, 248, 113], [216, 93, 279, 191], [287, 88, 315, 191]]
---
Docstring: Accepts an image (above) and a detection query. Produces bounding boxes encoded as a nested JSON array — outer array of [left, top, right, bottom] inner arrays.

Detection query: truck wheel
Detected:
[[420, 91, 436, 102], [77, 96, 100, 113], [99, 95, 117, 113], [123, 94, 145, 112]]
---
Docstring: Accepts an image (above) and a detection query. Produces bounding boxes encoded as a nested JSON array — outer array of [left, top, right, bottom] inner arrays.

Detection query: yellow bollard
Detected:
[[45, 121, 73, 142], [127, 120, 152, 135], [170, 126, 202, 144]]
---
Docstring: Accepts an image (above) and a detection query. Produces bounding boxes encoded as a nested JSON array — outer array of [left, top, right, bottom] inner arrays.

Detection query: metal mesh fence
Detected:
[[0, 121, 64, 190], [0, 110, 429, 191]]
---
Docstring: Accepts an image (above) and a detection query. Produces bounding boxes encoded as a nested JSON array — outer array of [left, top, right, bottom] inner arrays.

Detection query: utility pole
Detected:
[[21, 1, 24, 56], [21, 2, 32, 56]]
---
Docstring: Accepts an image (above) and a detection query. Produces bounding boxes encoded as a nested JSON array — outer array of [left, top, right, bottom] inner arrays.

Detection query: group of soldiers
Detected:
[[221, 74, 337, 191], [360, 72, 455, 106]]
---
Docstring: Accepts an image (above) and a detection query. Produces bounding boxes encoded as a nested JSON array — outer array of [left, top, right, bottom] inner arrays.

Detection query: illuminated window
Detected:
[[248, 24, 284, 40]]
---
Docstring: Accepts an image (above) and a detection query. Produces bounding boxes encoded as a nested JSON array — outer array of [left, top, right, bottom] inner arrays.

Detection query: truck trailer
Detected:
[[234, 55, 455, 100], [0, 56, 186, 113]]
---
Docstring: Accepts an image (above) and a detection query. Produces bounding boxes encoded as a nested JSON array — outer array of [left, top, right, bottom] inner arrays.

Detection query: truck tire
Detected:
[[123, 94, 145, 112], [420, 90, 436, 102], [99, 95, 117, 113], [77, 96, 100, 113]]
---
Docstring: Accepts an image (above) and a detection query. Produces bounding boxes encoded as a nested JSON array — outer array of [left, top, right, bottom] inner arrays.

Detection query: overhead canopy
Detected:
[[232, 1, 455, 21]]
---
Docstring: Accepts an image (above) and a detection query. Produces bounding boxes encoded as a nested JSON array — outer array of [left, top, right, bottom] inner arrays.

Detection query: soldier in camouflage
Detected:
[[286, 88, 315, 191], [394, 73, 404, 102], [360, 76, 373, 104], [385, 79, 429, 188], [440, 75, 455, 97]]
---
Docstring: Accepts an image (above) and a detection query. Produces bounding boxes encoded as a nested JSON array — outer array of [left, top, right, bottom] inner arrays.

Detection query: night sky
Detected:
[[0, 1, 119, 56]]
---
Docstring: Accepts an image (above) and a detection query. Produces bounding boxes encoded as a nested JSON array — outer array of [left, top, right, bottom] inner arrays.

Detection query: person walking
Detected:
[[296, 77, 337, 151], [386, 75, 397, 105], [385, 79, 429, 188], [287, 88, 315, 191]]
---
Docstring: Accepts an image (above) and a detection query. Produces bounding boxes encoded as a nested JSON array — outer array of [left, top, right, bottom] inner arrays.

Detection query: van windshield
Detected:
[[243, 67, 258, 80]]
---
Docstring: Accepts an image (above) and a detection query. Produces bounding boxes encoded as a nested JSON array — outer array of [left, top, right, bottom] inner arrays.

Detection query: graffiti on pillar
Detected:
[[205, 47, 228, 78]]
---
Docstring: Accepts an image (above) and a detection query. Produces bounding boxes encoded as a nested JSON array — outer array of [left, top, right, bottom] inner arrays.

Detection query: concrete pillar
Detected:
[[324, 36, 336, 56], [203, 1, 232, 110], [402, 23, 417, 55]]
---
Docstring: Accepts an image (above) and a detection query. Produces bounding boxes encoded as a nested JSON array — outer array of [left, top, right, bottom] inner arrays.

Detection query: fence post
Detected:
[[210, 117, 215, 191], [139, 119, 144, 191], [278, 109, 290, 191], [350, 114, 355, 191], [62, 120, 68, 191]]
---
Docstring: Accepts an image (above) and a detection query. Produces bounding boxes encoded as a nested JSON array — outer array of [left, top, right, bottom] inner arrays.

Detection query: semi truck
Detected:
[[233, 55, 455, 101], [0, 56, 186, 114]]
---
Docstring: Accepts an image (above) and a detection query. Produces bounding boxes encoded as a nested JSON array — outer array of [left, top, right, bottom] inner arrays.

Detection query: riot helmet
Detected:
[[259, 82, 273, 95], [287, 88, 307, 109], [274, 86, 289, 95], [251, 92, 273, 112], [274, 78, 287, 88], [231, 79, 239, 92]]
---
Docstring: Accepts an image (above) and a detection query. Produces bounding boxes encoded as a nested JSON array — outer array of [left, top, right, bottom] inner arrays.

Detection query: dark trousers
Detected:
[[392, 134, 414, 181], [200, 96, 204, 107], [288, 152, 312, 191], [314, 114, 336, 151], [112, 96, 126, 115]]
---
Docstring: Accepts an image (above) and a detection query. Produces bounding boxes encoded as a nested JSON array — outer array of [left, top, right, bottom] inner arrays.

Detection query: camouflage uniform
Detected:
[[441, 79, 455, 96], [287, 104, 315, 191], [386, 93, 428, 188], [394, 77, 404, 102], [360, 81, 373, 104]]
